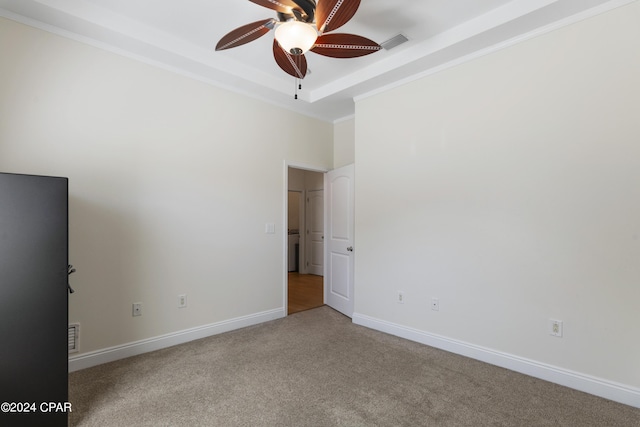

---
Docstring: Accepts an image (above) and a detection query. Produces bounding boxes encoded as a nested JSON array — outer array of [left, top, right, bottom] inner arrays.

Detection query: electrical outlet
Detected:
[[178, 294, 187, 308], [431, 298, 440, 311], [132, 303, 142, 317], [549, 319, 563, 337], [397, 291, 404, 304]]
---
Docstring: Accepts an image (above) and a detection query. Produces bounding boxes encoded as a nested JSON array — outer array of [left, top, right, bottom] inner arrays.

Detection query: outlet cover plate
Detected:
[[132, 303, 142, 317], [549, 319, 563, 337]]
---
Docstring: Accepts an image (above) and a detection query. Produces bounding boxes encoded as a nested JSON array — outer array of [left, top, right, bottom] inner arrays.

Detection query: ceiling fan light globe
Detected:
[[275, 21, 318, 55]]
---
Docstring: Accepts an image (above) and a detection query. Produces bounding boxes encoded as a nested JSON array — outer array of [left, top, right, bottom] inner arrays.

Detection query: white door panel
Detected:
[[330, 253, 350, 299], [331, 182, 349, 239], [325, 164, 354, 317]]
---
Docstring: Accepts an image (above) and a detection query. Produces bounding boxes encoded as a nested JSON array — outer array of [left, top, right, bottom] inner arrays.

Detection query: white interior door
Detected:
[[325, 164, 355, 317], [306, 189, 324, 275]]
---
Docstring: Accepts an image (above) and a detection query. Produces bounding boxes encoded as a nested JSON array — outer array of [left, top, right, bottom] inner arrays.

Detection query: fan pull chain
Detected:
[[293, 77, 304, 100]]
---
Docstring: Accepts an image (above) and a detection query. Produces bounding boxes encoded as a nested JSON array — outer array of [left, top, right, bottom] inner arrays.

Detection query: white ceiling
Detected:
[[0, 0, 632, 122]]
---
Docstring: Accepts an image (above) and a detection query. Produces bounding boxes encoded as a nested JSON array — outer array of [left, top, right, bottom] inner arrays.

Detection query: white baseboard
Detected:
[[69, 308, 285, 372], [352, 312, 640, 409]]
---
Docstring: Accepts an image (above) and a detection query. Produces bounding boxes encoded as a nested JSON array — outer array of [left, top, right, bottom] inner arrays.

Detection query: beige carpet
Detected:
[[69, 306, 640, 426]]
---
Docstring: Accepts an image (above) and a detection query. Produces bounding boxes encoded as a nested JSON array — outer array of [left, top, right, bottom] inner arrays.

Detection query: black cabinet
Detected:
[[0, 172, 69, 427]]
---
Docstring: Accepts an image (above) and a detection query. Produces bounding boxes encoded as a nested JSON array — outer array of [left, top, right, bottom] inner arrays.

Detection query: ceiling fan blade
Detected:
[[311, 33, 381, 58], [273, 40, 308, 79], [316, 0, 360, 33], [249, 0, 300, 14], [216, 19, 275, 51]]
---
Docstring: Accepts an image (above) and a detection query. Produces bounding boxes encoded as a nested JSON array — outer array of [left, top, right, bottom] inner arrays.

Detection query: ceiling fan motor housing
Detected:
[[293, 0, 316, 23]]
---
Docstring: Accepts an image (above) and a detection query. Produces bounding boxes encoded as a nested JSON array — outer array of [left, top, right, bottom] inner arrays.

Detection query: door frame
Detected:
[[287, 189, 304, 273], [283, 161, 328, 315]]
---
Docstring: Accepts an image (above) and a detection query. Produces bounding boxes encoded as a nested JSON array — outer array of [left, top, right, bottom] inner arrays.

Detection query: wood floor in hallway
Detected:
[[288, 272, 324, 315]]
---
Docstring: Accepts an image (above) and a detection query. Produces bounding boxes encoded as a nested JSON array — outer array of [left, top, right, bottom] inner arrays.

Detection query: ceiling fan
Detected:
[[215, 0, 381, 83]]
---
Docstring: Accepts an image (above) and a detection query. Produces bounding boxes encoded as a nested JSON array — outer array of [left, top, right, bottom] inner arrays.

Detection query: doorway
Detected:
[[287, 272, 323, 314], [287, 166, 325, 314]]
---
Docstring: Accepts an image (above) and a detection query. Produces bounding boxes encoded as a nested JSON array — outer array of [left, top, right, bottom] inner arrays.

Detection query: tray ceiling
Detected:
[[0, 0, 632, 122]]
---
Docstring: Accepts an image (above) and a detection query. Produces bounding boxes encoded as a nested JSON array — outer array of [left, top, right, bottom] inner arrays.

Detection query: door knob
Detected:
[[347, 246, 353, 252]]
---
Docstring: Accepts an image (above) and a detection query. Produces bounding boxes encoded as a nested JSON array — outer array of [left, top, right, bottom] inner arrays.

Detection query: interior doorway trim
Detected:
[[283, 160, 329, 315]]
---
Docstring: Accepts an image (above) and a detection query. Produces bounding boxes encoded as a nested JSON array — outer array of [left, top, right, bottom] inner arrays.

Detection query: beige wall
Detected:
[[0, 17, 333, 355], [355, 0, 640, 391], [333, 117, 355, 168]]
